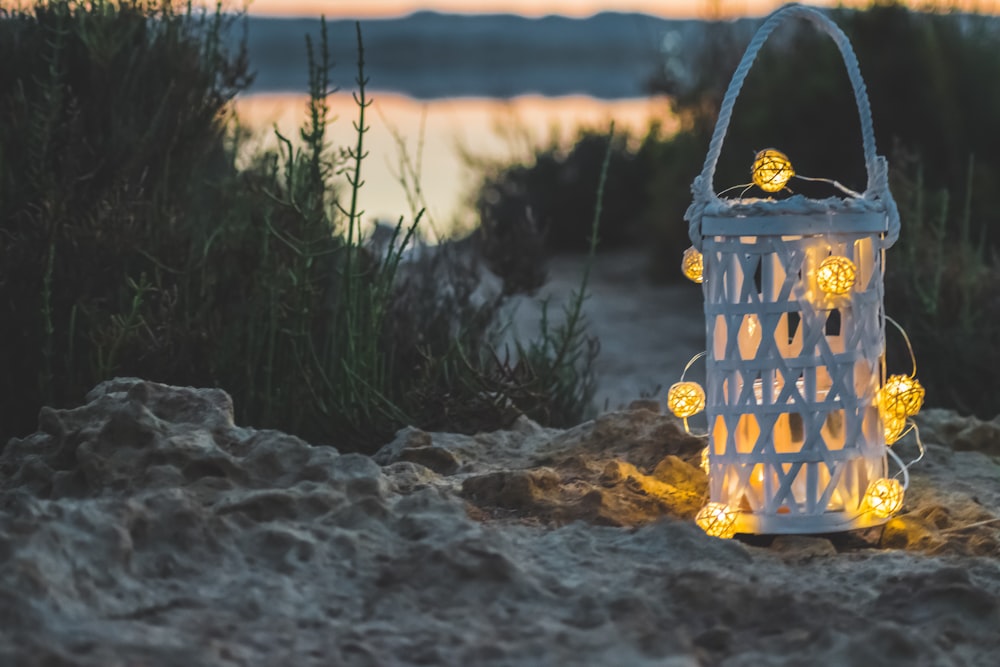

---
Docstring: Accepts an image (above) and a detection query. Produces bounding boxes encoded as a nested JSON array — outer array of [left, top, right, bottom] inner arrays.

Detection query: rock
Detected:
[[381, 461, 442, 494], [461, 469, 561, 513], [769, 535, 837, 561], [652, 454, 706, 490], [628, 399, 662, 414], [1, 380, 1000, 666], [86, 376, 236, 429], [954, 421, 1000, 456], [374, 427, 460, 474], [694, 625, 732, 652], [873, 567, 1000, 627], [880, 515, 947, 551], [916, 409, 1000, 456]]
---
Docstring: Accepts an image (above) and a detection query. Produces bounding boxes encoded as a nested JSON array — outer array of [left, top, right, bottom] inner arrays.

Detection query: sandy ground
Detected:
[[3, 378, 998, 666]]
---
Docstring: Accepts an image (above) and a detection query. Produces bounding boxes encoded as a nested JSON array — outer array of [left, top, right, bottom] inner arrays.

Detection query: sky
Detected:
[[242, 0, 999, 19]]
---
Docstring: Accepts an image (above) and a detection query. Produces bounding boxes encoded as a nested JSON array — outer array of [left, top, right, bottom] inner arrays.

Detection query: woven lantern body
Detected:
[[684, 4, 901, 534]]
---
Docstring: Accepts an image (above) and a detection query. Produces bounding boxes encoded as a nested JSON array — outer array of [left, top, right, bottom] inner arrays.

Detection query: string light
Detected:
[[682, 246, 704, 284], [696, 502, 739, 539], [667, 382, 706, 419], [751, 149, 795, 193], [877, 374, 925, 418], [882, 411, 907, 446], [700, 447, 710, 474], [864, 478, 904, 519], [816, 255, 857, 295], [717, 148, 862, 199]]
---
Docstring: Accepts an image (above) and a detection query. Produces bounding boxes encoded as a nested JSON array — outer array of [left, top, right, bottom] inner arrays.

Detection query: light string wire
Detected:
[[877, 326, 997, 533], [715, 174, 863, 200], [678, 351, 709, 437], [885, 314, 918, 377], [882, 313, 924, 478]]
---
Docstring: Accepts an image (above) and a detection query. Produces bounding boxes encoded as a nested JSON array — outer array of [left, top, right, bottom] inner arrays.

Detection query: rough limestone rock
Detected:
[[1, 379, 999, 666]]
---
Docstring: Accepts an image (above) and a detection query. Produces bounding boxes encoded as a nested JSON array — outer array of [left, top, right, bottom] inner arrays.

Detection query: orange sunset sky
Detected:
[[242, 0, 998, 18]]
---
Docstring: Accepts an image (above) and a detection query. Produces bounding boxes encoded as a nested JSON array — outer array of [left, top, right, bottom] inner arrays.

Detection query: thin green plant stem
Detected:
[[40, 241, 56, 401], [549, 121, 615, 373], [338, 21, 371, 372], [377, 104, 441, 240]]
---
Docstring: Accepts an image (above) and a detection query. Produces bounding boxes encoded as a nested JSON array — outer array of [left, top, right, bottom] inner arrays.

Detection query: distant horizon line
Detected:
[[240, 8, 757, 21], [239, 4, 999, 21]]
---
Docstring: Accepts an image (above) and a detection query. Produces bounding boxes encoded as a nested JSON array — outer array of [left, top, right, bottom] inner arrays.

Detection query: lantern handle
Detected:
[[685, 3, 900, 250]]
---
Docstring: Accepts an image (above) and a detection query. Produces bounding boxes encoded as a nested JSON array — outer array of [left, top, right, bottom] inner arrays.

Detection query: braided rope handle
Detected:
[[685, 3, 900, 250]]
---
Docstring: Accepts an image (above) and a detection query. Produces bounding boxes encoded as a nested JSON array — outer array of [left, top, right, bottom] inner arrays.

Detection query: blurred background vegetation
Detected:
[[1, 0, 998, 452], [478, 1, 1000, 418], [0, 0, 599, 450]]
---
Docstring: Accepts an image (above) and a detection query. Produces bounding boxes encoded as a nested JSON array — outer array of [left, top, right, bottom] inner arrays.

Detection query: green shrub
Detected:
[[0, 1, 600, 449], [472, 129, 650, 254], [885, 155, 1000, 418], [0, 0, 250, 438]]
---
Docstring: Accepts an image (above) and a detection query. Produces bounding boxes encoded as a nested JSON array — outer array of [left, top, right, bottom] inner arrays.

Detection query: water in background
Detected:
[[235, 92, 676, 232], [233, 12, 695, 231]]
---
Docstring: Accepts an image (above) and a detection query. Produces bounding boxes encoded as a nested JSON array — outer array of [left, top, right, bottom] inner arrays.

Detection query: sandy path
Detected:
[[506, 249, 706, 412]]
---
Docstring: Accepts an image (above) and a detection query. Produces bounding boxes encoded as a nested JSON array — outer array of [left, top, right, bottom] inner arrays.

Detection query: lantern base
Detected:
[[733, 509, 889, 535]]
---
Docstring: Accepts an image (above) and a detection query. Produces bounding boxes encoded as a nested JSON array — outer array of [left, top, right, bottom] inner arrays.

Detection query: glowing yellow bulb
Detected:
[[882, 410, 907, 446], [667, 381, 706, 419], [876, 375, 925, 418], [700, 447, 710, 474], [864, 478, 904, 519], [816, 255, 857, 295], [682, 246, 704, 284], [751, 149, 795, 193], [695, 502, 739, 539]]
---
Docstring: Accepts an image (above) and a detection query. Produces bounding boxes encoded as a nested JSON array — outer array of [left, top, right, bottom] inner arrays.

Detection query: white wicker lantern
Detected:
[[684, 4, 903, 534]]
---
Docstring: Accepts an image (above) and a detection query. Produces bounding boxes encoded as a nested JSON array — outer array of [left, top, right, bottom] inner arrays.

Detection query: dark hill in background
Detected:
[[239, 12, 713, 99]]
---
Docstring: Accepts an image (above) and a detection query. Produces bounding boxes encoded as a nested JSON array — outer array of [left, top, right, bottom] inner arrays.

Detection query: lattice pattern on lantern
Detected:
[[700, 231, 887, 533], [682, 3, 902, 535]]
